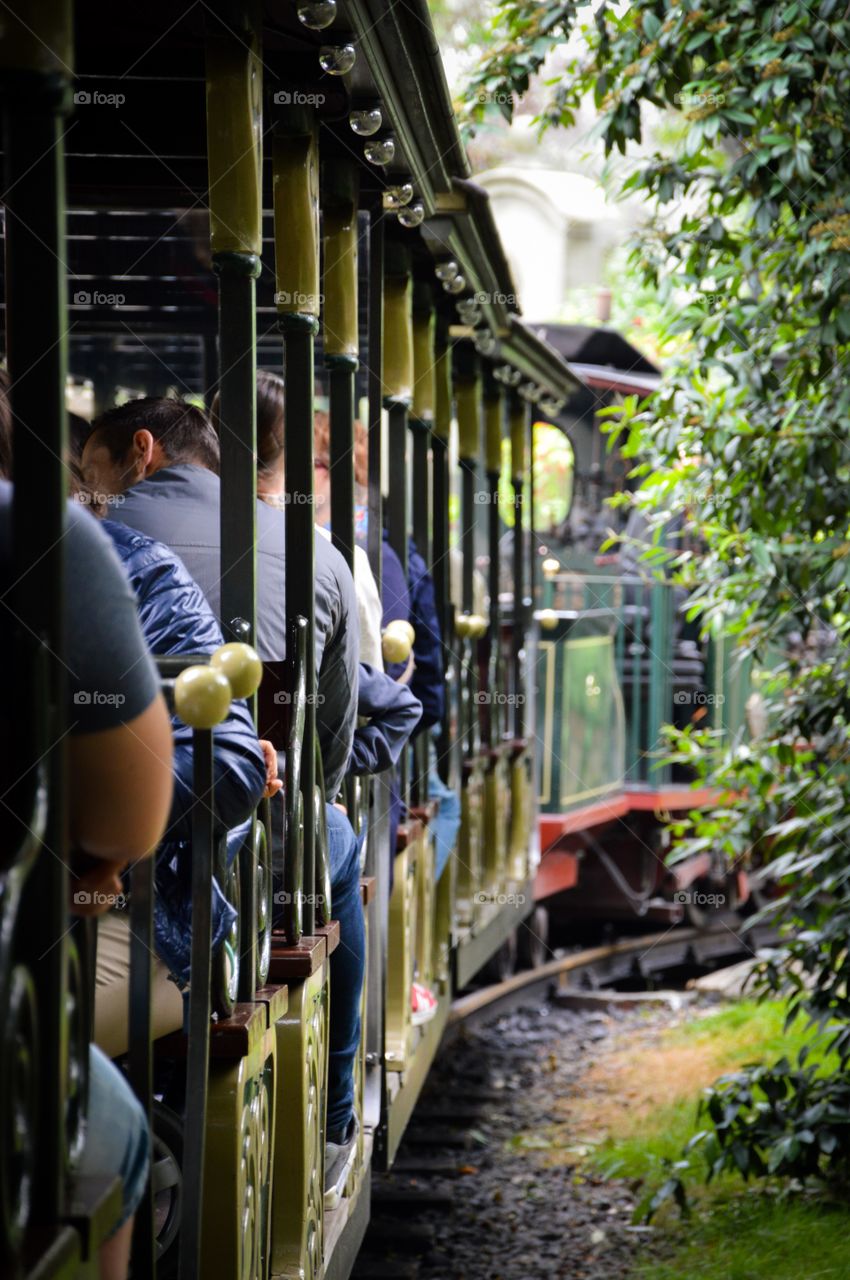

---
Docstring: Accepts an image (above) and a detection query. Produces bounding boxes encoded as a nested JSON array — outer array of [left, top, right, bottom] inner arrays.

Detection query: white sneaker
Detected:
[[324, 1117, 358, 1211]]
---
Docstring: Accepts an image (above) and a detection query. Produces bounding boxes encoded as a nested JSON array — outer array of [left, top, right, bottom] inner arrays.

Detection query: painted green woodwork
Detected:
[[385, 845, 416, 1073], [201, 1028, 276, 1280], [455, 765, 484, 928], [269, 968, 328, 1279]]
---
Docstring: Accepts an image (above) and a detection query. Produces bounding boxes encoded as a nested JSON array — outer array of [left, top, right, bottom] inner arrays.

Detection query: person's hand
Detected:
[[259, 738, 283, 799], [70, 859, 127, 917]]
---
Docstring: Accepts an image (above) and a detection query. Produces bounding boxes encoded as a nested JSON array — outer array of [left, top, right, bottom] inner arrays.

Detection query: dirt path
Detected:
[[355, 999, 688, 1280]]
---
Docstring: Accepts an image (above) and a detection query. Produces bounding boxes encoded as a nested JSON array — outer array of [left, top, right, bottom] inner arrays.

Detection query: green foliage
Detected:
[[690, 1055, 850, 1183], [461, 0, 850, 1194]]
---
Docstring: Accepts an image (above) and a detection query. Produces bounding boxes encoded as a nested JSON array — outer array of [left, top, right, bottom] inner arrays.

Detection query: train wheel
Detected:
[[517, 905, 550, 970], [152, 1100, 184, 1278]]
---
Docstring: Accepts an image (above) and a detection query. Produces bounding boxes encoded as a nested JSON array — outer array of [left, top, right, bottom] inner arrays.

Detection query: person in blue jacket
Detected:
[[350, 662, 422, 780], [357, 516, 459, 881], [93, 520, 268, 1056], [406, 537, 445, 735]]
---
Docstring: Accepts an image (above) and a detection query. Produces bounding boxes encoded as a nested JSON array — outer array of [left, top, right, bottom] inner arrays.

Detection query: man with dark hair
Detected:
[[84, 395, 220, 487]]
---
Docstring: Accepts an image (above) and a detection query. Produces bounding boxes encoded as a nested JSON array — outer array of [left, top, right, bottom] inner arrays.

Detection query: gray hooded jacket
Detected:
[[114, 463, 359, 797]]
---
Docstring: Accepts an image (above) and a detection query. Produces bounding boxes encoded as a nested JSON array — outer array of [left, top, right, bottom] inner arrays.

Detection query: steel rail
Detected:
[[449, 922, 775, 1028]]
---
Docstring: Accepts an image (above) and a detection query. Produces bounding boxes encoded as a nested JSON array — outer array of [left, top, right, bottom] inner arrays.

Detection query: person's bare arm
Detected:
[[69, 694, 174, 865]]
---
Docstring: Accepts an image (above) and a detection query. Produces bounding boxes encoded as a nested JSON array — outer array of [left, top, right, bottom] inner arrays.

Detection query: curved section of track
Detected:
[[450, 919, 773, 1028]]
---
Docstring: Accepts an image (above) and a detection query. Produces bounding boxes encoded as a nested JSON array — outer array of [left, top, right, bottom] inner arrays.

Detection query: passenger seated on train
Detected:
[[348, 429, 459, 883], [246, 373, 437, 1170], [82, 394, 366, 1207], [311, 405, 383, 668], [247, 374, 423, 789], [91, 518, 268, 1056], [0, 475, 174, 1280], [306, 406, 431, 793], [81, 395, 359, 798]]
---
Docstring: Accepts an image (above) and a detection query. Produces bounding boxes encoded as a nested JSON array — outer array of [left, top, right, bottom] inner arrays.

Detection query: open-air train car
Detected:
[[0, 4, 583, 1279]]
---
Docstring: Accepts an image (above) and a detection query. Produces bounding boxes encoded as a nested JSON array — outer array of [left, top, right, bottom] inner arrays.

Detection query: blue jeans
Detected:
[[77, 1046, 150, 1235], [325, 803, 365, 1141], [428, 742, 460, 880]]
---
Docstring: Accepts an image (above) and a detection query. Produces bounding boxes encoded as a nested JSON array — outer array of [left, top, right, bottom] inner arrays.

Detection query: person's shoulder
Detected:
[[101, 518, 189, 577], [66, 499, 128, 564], [315, 529, 354, 587], [100, 517, 152, 558], [122, 463, 217, 506]]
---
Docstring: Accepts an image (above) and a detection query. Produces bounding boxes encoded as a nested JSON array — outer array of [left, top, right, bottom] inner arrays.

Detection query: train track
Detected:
[[449, 917, 775, 1028], [354, 920, 774, 1279]]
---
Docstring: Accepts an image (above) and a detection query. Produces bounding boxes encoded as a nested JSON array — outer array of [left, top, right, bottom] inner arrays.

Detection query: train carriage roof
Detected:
[[2, 0, 584, 409]]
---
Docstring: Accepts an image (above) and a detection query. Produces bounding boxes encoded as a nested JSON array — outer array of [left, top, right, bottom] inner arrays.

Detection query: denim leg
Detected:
[[428, 768, 461, 881], [325, 803, 365, 1140], [76, 1046, 151, 1235]]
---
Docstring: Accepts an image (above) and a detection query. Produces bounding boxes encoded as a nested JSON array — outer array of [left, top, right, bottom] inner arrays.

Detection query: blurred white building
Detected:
[[475, 165, 640, 323]]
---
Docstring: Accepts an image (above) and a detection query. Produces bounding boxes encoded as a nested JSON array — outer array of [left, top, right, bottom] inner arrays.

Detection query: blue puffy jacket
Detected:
[[407, 540, 444, 733], [102, 521, 266, 984]]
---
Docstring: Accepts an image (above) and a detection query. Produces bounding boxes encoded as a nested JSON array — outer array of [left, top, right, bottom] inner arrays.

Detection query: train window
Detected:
[[496, 423, 574, 535], [532, 421, 574, 535]]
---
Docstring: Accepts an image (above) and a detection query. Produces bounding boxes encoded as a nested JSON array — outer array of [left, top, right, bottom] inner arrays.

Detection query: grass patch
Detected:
[[632, 1192, 850, 1280], [590, 999, 836, 1183], [575, 999, 849, 1278]]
